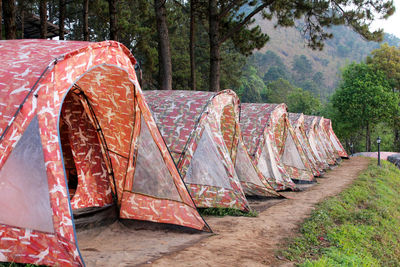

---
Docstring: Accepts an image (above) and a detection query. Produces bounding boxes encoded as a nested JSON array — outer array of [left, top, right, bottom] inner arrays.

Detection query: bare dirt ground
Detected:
[[77, 157, 369, 267]]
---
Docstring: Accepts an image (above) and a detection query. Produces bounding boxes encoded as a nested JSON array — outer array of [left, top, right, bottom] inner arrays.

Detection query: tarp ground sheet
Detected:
[[0, 39, 208, 267]]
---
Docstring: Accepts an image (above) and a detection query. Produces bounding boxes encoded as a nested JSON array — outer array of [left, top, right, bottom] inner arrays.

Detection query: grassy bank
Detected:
[[281, 159, 400, 266]]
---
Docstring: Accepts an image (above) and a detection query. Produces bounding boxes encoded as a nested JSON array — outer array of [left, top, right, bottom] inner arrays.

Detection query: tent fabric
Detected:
[[304, 115, 336, 166], [288, 113, 326, 175], [61, 91, 113, 209], [0, 40, 208, 267], [241, 103, 315, 184], [235, 136, 280, 197], [143, 90, 251, 211], [322, 118, 349, 158], [316, 116, 340, 161], [240, 104, 294, 190]]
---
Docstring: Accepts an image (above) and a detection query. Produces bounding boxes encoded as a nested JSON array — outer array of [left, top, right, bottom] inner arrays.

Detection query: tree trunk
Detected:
[[0, 0, 3, 39], [189, 0, 196, 90], [154, 0, 173, 90], [209, 0, 220, 92], [108, 0, 118, 41], [83, 0, 89, 41], [3, 0, 16, 39], [366, 123, 371, 152], [40, 0, 47, 39], [394, 128, 400, 152], [20, 9, 24, 38], [59, 0, 65, 40]]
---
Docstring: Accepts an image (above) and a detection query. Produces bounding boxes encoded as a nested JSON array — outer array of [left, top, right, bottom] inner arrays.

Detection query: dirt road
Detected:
[[77, 157, 369, 267], [147, 157, 370, 267]]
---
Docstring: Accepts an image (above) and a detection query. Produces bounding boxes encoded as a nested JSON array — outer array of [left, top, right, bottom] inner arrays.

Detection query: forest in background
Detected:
[[1, 0, 399, 153]]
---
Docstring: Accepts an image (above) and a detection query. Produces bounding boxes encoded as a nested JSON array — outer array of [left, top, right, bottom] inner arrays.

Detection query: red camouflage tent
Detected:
[[304, 115, 336, 166], [316, 116, 341, 161], [322, 118, 349, 158], [143, 90, 263, 210], [288, 113, 323, 176], [240, 103, 301, 190], [0, 40, 208, 267], [241, 103, 316, 184]]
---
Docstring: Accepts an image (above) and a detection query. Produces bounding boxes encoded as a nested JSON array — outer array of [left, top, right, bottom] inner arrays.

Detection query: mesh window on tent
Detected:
[[281, 133, 306, 170], [235, 140, 264, 187], [185, 124, 232, 189], [132, 115, 181, 201], [0, 116, 54, 233]]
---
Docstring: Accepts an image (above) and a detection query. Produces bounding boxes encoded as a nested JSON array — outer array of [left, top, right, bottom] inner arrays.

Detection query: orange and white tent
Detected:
[[322, 118, 348, 158], [315, 116, 341, 162], [304, 115, 336, 166], [144, 90, 262, 210], [288, 113, 324, 176], [240, 103, 315, 188], [0, 40, 208, 267]]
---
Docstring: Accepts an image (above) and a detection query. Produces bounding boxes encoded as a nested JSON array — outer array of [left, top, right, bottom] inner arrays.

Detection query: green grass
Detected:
[[199, 207, 258, 217], [280, 159, 400, 266], [0, 264, 39, 267]]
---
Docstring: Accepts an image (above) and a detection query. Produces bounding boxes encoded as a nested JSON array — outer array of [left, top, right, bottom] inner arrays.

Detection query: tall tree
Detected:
[[367, 44, 400, 151], [59, 0, 65, 39], [208, 0, 221, 91], [3, 0, 16, 39], [205, 0, 394, 91], [83, 0, 89, 40], [154, 0, 172, 90], [332, 62, 398, 152], [18, 0, 24, 38], [39, 0, 47, 39], [0, 0, 3, 40], [108, 0, 118, 40], [189, 0, 197, 90]]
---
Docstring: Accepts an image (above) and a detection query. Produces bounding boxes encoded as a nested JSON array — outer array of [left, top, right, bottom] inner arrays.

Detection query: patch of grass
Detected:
[[0, 264, 39, 267], [199, 207, 258, 217], [281, 159, 400, 266]]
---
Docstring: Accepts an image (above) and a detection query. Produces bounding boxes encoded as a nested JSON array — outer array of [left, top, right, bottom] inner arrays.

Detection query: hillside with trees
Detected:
[[241, 16, 400, 103]]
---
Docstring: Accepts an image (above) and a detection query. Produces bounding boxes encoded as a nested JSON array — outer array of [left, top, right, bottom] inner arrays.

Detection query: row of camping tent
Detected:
[[0, 40, 347, 267]]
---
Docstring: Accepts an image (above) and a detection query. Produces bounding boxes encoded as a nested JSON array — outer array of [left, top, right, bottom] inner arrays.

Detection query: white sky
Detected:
[[370, 0, 400, 39]]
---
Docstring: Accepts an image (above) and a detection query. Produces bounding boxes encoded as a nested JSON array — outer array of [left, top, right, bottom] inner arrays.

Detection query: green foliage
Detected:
[[287, 88, 321, 115], [236, 66, 267, 103], [0, 263, 42, 266], [199, 207, 258, 217], [282, 160, 400, 266], [263, 66, 289, 84], [266, 78, 296, 104], [367, 43, 400, 91], [292, 55, 313, 83], [331, 62, 399, 150]]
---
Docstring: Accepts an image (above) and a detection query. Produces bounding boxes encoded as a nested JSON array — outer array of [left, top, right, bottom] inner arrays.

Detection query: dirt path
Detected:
[[147, 157, 370, 267]]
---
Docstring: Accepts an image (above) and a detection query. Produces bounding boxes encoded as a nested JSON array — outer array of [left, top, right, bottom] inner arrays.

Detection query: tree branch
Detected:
[[218, 0, 243, 20], [219, 1, 271, 45]]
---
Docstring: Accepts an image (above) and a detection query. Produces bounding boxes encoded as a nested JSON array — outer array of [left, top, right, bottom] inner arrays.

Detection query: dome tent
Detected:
[[235, 131, 281, 197], [240, 103, 315, 186], [316, 116, 341, 162], [304, 115, 336, 166], [0, 40, 208, 267], [322, 118, 349, 159], [288, 113, 326, 175], [144, 90, 278, 199], [144, 90, 277, 210]]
